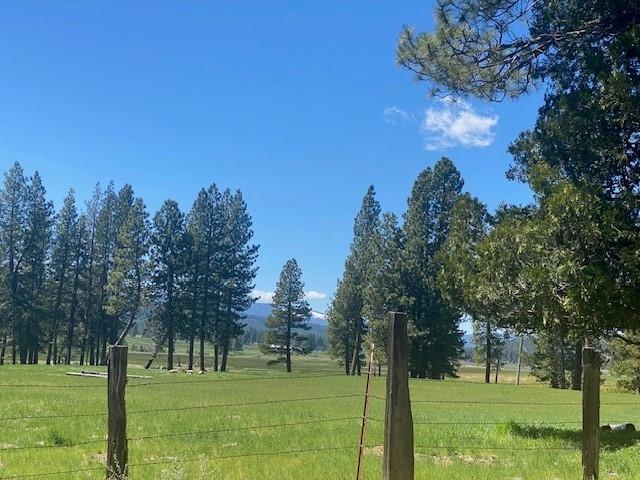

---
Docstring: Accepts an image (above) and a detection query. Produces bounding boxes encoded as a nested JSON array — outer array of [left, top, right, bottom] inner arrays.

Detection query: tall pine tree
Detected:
[[264, 259, 311, 373], [149, 199, 188, 370], [402, 158, 464, 379], [327, 186, 381, 375]]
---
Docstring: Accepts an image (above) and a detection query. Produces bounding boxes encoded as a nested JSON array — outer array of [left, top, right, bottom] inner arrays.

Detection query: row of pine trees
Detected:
[[0, 162, 258, 370]]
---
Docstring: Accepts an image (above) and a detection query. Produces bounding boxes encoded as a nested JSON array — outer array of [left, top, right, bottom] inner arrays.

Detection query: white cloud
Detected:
[[252, 289, 274, 304], [305, 291, 327, 300], [383, 106, 414, 125], [421, 98, 498, 150]]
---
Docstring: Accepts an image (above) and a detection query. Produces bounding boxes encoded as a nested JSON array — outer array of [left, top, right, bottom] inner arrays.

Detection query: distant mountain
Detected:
[[242, 302, 328, 334]]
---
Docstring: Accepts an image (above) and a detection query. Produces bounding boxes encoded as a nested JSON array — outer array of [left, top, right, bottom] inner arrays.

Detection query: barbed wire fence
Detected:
[[0, 314, 638, 479]]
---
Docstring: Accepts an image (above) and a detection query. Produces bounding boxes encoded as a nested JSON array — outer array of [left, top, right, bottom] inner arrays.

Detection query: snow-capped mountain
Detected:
[[243, 302, 328, 331]]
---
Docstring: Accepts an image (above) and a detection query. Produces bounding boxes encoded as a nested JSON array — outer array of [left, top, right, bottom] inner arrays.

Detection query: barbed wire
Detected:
[[414, 444, 576, 451], [368, 395, 640, 407], [0, 416, 359, 452], [0, 394, 360, 423], [0, 438, 104, 452], [368, 417, 638, 426], [127, 393, 362, 416], [0, 383, 103, 388], [0, 410, 107, 422], [127, 372, 352, 387], [128, 416, 359, 442]]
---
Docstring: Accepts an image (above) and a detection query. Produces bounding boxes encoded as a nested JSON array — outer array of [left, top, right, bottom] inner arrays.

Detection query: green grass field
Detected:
[[0, 350, 639, 479]]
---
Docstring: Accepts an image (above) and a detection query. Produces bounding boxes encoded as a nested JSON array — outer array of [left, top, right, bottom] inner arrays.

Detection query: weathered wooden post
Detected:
[[383, 312, 413, 480], [582, 347, 600, 480], [107, 345, 128, 479]]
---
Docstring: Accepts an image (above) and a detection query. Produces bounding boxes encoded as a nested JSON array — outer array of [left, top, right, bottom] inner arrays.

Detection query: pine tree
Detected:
[[184, 185, 225, 371], [263, 259, 311, 373], [62, 213, 88, 364], [46, 189, 79, 364], [402, 158, 464, 379], [20, 172, 53, 363], [363, 212, 407, 373], [0, 162, 28, 364], [149, 199, 188, 370], [106, 185, 149, 345], [217, 189, 259, 372], [327, 186, 381, 375], [91, 183, 118, 364], [327, 274, 361, 375]]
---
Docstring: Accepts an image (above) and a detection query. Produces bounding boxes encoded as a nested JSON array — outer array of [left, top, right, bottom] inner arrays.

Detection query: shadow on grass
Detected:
[[502, 423, 640, 451]]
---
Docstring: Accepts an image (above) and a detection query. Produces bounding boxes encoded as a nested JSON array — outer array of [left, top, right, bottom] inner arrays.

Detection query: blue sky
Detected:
[[0, 1, 543, 312]]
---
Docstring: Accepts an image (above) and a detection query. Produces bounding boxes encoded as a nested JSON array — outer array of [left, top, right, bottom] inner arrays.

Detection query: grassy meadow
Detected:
[[0, 348, 639, 479]]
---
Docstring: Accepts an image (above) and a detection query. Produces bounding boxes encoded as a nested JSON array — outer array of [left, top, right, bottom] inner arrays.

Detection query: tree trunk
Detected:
[[0, 335, 6, 365], [144, 337, 166, 370], [65, 257, 81, 364], [214, 344, 219, 372], [572, 341, 583, 390], [494, 358, 500, 383], [100, 337, 108, 365], [350, 326, 361, 376], [485, 321, 491, 384], [45, 329, 57, 365], [515, 336, 524, 385], [221, 340, 229, 372], [286, 304, 292, 373], [79, 335, 86, 366], [11, 322, 17, 365], [88, 335, 95, 366], [47, 265, 68, 365], [167, 322, 174, 371], [199, 333, 205, 371], [558, 334, 566, 389], [188, 335, 194, 370], [344, 342, 350, 375]]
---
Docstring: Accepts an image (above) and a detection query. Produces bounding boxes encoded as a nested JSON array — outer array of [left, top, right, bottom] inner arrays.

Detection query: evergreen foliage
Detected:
[[0, 163, 259, 369], [397, 0, 640, 386], [609, 333, 640, 394], [402, 158, 464, 379], [327, 186, 381, 375], [263, 259, 311, 373]]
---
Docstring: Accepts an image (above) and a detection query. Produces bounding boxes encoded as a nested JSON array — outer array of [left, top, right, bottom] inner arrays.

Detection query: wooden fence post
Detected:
[[582, 347, 600, 480], [107, 345, 128, 479], [383, 312, 413, 480]]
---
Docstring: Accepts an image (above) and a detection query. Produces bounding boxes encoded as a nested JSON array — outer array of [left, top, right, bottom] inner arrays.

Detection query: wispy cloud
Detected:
[[253, 289, 274, 304], [383, 106, 414, 125], [421, 97, 498, 150], [305, 291, 327, 300]]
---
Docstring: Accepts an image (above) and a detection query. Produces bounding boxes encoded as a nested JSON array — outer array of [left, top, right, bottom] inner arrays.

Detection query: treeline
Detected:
[[241, 326, 327, 352], [0, 162, 258, 371], [328, 159, 465, 379]]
